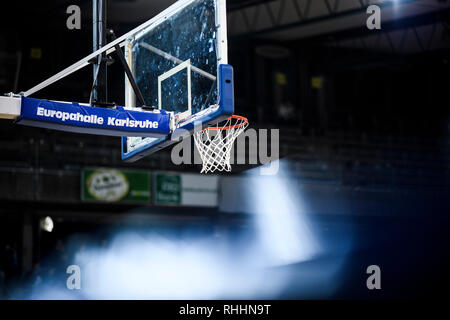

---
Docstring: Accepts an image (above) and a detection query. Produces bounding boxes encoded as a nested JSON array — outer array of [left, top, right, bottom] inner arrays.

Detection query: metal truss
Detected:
[[228, 0, 421, 38], [328, 9, 450, 54]]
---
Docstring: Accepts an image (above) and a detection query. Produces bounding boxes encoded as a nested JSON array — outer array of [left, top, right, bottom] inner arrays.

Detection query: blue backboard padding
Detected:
[[121, 64, 234, 162], [17, 97, 171, 137]]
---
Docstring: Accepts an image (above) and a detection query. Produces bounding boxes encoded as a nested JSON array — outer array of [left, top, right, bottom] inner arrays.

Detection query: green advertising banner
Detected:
[[82, 168, 150, 203], [154, 173, 181, 205], [154, 172, 218, 206]]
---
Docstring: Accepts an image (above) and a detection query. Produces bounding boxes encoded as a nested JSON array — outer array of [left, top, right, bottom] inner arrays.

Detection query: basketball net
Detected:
[[194, 115, 249, 173]]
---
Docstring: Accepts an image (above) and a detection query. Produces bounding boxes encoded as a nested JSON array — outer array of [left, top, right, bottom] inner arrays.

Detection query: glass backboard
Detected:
[[122, 0, 233, 162]]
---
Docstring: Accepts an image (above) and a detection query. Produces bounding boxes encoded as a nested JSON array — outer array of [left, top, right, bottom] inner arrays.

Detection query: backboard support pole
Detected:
[[92, 0, 108, 105], [108, 30, 151, 109]]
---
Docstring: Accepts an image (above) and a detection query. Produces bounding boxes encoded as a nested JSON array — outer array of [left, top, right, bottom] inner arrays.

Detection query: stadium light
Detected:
[[40, 216, 54, 232]]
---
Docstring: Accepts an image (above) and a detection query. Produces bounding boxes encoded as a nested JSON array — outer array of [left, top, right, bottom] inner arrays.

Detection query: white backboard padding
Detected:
[[0, 96, 21, 119]]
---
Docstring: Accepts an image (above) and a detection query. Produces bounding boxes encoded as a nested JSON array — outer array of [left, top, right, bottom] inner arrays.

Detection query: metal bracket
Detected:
[[108, 29, 154, 110]]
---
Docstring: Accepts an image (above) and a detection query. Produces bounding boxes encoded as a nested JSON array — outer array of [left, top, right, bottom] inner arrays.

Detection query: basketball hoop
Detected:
[[194, 115, 249, 173]]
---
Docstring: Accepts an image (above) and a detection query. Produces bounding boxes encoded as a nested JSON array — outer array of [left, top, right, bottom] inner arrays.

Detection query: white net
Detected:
[[194, 115, 249, 173]]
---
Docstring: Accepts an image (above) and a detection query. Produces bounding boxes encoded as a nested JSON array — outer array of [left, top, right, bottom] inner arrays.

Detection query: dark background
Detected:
[[0, 0, 450, 299]]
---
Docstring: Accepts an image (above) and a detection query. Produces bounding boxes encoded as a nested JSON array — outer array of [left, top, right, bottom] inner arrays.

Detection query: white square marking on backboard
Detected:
[[158, 59, 192, 120]]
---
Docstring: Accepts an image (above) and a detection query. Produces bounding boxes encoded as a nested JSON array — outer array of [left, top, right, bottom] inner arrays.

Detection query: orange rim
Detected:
[[203, 115, 248, 131]]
